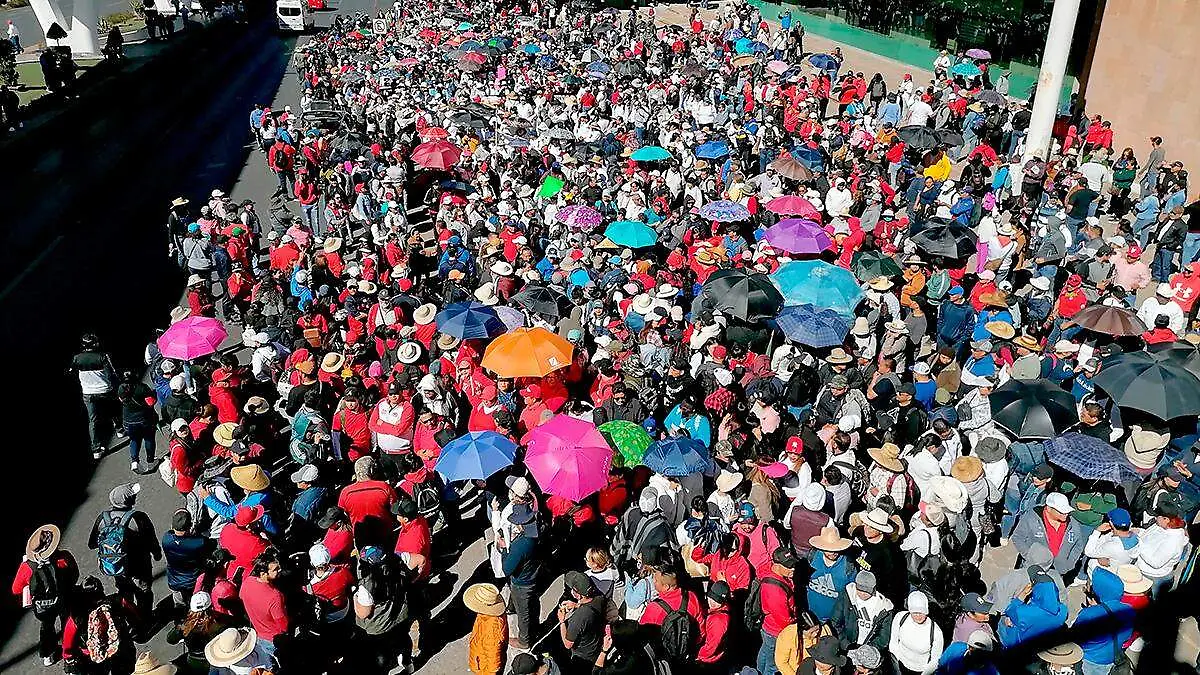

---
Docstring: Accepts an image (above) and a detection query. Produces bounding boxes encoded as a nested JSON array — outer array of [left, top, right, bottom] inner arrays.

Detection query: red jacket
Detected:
[[308, 563, 354, 610], [697, 606, 731, 664], [296, 181, 319, 206], [332, 407, 371, 459], [394, 517, 432, 580], [337, 480, 397, 527], [640, 586, 706, 636], [759, 571, 795, 637], [691, 547, 752, 592], [218, 524, 268, 579], [169, 438, 205, 494], [11, 551, 78, 598], [268, 142, 295, 172], [208, 384, 240, 424]]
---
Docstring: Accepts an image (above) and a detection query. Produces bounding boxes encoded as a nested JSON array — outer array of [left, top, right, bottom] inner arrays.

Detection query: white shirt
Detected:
[[908, 100, 934, 127], [1137, 296, 1185, 334]]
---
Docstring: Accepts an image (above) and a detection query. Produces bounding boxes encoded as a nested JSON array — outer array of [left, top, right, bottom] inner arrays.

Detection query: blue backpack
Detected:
[[96, 510, 135, 577]]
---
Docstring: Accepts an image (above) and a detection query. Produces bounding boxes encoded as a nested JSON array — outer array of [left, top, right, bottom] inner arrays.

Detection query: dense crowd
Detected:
[[12, 0, 1200, 674]]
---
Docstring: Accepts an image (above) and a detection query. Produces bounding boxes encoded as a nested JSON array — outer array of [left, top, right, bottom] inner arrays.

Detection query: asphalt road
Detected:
[[1, 0, 132, 53]]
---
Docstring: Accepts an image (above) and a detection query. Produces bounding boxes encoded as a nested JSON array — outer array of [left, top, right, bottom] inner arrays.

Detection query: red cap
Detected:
[[1065, 274, 1083, 290], [785, 436, 804, 455], [711, 345, 727, 360], [1127, 245, 1143, 259], [397, 278, 413, 292], [234, 505, 264, 527], [520, 384, 542, 398]]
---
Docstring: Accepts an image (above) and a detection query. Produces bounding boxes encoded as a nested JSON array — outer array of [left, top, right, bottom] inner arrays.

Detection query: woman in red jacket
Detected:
[[690, 532, 753, 592], [13, 525, 79, 666]]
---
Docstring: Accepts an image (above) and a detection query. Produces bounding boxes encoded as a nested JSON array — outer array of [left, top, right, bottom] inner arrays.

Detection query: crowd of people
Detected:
[[11, 0, 1200, 674]]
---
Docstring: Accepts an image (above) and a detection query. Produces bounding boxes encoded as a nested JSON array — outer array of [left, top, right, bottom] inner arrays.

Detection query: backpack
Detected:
[[28, 562, 61, 618], [408, 478, 443, 530], [743, 577, 788, 632], [85, 603, 123, 663], [96, 510, 136, 577], [905, 528, 942, 584], [886, 471, 920, 514], [655, 589, 699, 661]]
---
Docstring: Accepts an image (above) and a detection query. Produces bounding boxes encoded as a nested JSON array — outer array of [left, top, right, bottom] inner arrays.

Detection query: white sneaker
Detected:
[[93, 449, 103, 460], [1070, 577, 1088, 587], [42, 656, 53, 667], [998, 537, 1010, 546], [131, 461, 139, 472]]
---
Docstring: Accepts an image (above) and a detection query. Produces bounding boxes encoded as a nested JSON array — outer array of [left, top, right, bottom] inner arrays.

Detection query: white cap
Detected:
[[169, 373, 187, 391], [1157, 282, 1175, 298], [838, 415, 861, 432], [291, 464, 319, 484], [1054, 340, 1079, 354], [907, 590, 930, 614], [506, 476, 531, 498], [911, 362, 931, 375], [1045, 492, 1073, 514], [308, 543, 331, 567], [211, 189, 225, 198], [190, 591, 213, 612], [170, 418, 189, 434], [295, 270, 309, 284], [160, 359, 177, 374]]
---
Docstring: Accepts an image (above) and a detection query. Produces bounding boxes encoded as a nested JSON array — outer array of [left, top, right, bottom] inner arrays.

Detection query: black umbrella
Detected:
[[701, 269, 784, 322], [449, 112, 489, 129], [936, 129, 964, 147], [990, 379, 1079, 440], [975, 90, 1007, 107], [897, 125, 940, 150], [910, 221, 979, 259], [510, 284, 567, 318], [1147, 341, 1200, 376], [1093, 350, 1200, 420], [1070, 305, 1146, 336], [616, 61, 646, 78], [47, 22, 68, 40]]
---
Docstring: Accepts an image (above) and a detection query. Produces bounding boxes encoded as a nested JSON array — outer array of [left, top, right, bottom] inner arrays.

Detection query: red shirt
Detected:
[[759, 571, 796, 637], [737, 523, 783, 578], [308, 564, 354, 610], [1043, 510, 1067, 556], [208, 385, 240, 424], [332, 407, 371, 459], [240, 576, 290, 642], [697, 606, 731, 664], [639, 586, 706, 630], [323, 527, 354, 564], [218, 525, 268, 579], [394, 517, 432, 580], [337, 480, 397, 526]]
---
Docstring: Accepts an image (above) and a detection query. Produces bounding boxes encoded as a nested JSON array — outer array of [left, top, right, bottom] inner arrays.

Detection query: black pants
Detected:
[[35, 608, 65, 659], [115, 574, 153, 635], [509, 582, 539, 646], [357, 625, 412, 673]]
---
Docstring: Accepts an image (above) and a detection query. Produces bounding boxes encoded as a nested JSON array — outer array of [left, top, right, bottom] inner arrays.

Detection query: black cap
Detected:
[[391, 497, 418, 519], [1031, 463, 1054, 480], [772, 547, 799, 569], [317, 506, 347, 529], [812, 636, 846, 666], [898, 382, 917, 397], [707, 580, 731, 605], [641, 545, 667, 569], [564, 570, 598, 598]]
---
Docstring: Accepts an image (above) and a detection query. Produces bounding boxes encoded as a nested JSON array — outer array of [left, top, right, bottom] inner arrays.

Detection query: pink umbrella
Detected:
[[524, 415, 613, 502], [767, 59, 789, 75], [765, 195, 822, 222], [157, 316, 227, 361]]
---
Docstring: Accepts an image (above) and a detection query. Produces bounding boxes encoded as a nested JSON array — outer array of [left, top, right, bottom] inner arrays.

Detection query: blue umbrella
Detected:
[[586, 61, 611, 74], [630, 146, 672, 162], [770, 260, 864, 314], [1044, 433, 1138, 484], [435, 302, 506, 339], [522, 44, 542, 55], [537, 55, 558, 70], [643, 438, 713, 476], [808, 53, 839, 70], [461, 40, 485, 52], [747, 41, 769, 54], [774, 305, 852, 348], [734, 37, 753, 54], [723, 28, 744, 41], [951, 62, 982, 77], [695, 140, 731, 159], [436, 431, 517, 481], [457, 21, 473, 31], [791, 146, 825, 171], [604, 220, 658, 248], [698, 200, 751, 222]]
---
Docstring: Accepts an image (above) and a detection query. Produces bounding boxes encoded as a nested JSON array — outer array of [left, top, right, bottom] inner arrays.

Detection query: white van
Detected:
[[276, 0, 314, 31]]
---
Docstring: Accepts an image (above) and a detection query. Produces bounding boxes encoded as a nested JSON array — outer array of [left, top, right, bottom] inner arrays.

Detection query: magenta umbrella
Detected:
[[765, 195, 822, 221], [761, 218, 832, 254], [524, 415, 613, 502], [157, 316, 228, 360]]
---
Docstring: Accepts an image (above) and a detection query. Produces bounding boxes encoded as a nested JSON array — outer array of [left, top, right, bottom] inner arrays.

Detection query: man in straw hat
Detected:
[[205, 627, 271, 673], [15, 524, 78, 666], [805, 526, 856, 622]]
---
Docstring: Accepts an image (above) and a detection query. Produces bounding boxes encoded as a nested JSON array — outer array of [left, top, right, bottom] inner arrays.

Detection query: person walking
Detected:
[[87, 483, 161, 639], [70, 333, 119, 460], [12, 525, 78, 667]]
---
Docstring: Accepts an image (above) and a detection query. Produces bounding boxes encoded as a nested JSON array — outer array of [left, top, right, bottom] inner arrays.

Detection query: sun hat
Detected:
[[437, 333, 461, 351], [25, 524, 61, 563], [801, 483, 827, 511], [825, 347, 853, 364], [204, 628, 258, 667], [230, 464, 270, 492], [921, 502, 946, 526], [1124, 425, 1170, 470], [974, 436, 1008, 463], [396, 341, 423, 364], [868, 276, 894, 291], [809, 526, 851, 552], [321, 352, 346, 374], [1053, 340, 1079, 354], [929, 475, 969, 513], [885, 319, 908, 334], [715, 469, 743, 493], [859, 507, 895, 534], [1117, 564, 1152, 593], [1012, 334, 1041, 351], [210, 422, 236, 448], [474, 282, 500, 305], [462, 583, 507, 616], [132, 652, 177, 675], [490, 260, 515, 276], [1038, 643, 1083, 666], [951, 455, 984, 482], [414, 303, 437, 325], [984, 321, 1015, 340], [851, 316, 871, 336], [868, 443, 905, 472]]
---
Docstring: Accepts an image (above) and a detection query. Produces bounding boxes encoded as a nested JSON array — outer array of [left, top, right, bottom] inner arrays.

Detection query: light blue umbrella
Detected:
[[774, 304, 852, 347], [457, 21, 473, 31], [770, 260, 864, 314], [696, 140, 731, 159], [630, 146, 672, 162], [435, 302, 506, 339], [604, 221, 657, 248], [461, 40, 485, 52], [698, 200, 751, 222], [642, 438, 713, 476], [522, 44, 541, 55], [951, 61, 982, 77], [436, 431, 517, 481], [734, 37, 753, 54]]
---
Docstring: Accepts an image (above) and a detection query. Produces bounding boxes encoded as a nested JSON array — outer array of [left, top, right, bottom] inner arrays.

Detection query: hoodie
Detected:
[[1074, 567, 1134, 665], [831, 582, 894, 651], [998, 581, 1068, 648]]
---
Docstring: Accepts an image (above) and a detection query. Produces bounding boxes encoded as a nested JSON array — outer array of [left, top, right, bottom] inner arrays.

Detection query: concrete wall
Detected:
[[1085, 0, 1200, 179]]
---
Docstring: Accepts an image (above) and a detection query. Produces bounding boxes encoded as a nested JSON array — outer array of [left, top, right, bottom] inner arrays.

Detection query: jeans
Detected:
[[1134, 217, 1157, 248], [1152, 246, 1176, 282], [302, 203, 319, 233], [758, 629, 778, 675], [1081, 660, 1114, 675], [1007, 130, 1026, 156], [1142, 170, 1159, 195], [509, 582, 539, 646], [1150, 574, 1173, 598], [1183, 232, 1200, 267], [274, 169, 294, 196], [125, 422, 156, 464], [82, 393, 116, 451]]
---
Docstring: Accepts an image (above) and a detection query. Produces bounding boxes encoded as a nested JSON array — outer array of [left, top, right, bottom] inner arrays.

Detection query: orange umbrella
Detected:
[[481, 327, 574, 378]]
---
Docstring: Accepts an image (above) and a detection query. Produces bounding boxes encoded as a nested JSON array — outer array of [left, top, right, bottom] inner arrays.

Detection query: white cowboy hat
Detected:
[[396, 341, 422, 364], [858, 507, 894, 534], [474, 282, 500, 306], [204, 628, 258, 668], [630, 294, 656, 315], [490, 260, 515, 276], [715, 469, 743, 493]]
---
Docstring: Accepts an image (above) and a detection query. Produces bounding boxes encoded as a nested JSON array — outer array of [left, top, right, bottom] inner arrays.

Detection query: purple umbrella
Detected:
[[555, 204, 602, 230], [761, 218, 832, 254], [494, 305, 526, 330], [965, 48, 992, 60], [699, 200, 751, 223]]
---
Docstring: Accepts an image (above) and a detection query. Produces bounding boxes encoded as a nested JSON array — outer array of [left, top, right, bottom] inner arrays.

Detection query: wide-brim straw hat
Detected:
[[205, 628, 258, 668], [323, 237, 343, 253], [1038, 643, 1083, 666], [1116, 564, 1152, 593], [951, 455, 984, 483], [397, 341, 423, 364], [868, 443, 905, 472], [25, 524, 61, 563], [809, 526, 851, 552], [230, 464, 270, 492], [462, 583, 506, 616], [984, 321, 1015, 340], [133, 651, 177, 675], [414, 303, 437, 325], [321, 352, 346, 374], [825, 347, 853, 365], [857, 507, 895, 534], [213, 422, 237, 448]]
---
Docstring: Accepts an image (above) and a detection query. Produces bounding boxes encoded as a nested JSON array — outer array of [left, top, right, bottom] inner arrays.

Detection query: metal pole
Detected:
[[1023, 0, 1083, 161]]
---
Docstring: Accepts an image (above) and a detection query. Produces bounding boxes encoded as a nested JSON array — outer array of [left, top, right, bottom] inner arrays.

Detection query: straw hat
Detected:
[[630, 294, 656, 315], [357, 280, 378, 295], [951, 456, 984, 483], [857, 507, 895, 534], [132, 652, 177, 675], [884, 319, 908, 335], [244, 396, 270, 415], [715, 469, 743, 493], [213, 422, 237, 448], [868, 443, 905, 472], [396, 341, 423, 364], [321, 352, 346, 374], [1116, 564, 1152, 594], [437, 333, 461, 351], [230, 464, 270, 492], [808, 526, 851, 552], [205, 628, 258, 668], [978, 290, 1008, 308], [1124, 425, 1170, 470], [867, 276, 894, 291], [1012, 335, 1041, 351], [851, 316, 871, 337], [414, 303, 437, 325], [825, 347, 853, 365], [694, 247, 718, 265], [490, 260, 515, 276], [322, 237, 343, 253], [462, 583, 507, 616], [1038, 643, 1083, 666], [25, 524, 61, 563], [984, 321, 1015, 340]]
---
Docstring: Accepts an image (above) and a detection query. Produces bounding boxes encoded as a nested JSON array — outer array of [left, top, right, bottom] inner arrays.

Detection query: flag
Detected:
[[537, 175, 564, 198]]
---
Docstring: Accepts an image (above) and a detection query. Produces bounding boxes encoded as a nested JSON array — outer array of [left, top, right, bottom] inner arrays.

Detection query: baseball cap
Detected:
[[738, 502, 758, 522], [1045, 492, 1073, 514], [290, 464, 319, 484], [308, 543, 331, 567], [855, 570, 877, 594], [564, 570, 598, 597], [707, 580, 732, 604], [772, 547, 799, 569], [1107, 507, 1131, 529], [960, 592, 993, 614]]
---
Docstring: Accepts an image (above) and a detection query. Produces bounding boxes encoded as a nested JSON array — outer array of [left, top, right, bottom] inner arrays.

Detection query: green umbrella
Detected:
[[598, 420, 652, 466], [850, 250, 903, 282]]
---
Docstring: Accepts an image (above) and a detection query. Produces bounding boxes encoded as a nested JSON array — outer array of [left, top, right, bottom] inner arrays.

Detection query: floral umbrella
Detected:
[[699, 200, 751, 222], [555, 205, 602, 230]]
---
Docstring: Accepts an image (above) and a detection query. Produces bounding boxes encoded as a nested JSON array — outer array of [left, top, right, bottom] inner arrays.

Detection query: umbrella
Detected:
[[510, 285, 567, 317], [699, 200, 751, 222], [791, 146, 824, 171], [397, 57, 420, 67], [616, 61, 645, 78], [851, 250, 903, 282], [975, 90, 1007, 107], [724, 28, 744, 41], [965, 48, 992, 60], [435, 302, 506, 339], [630, 146, 672, 162], [604, 220, 658, 249], [521, 44, 542, 55], [157, 317, 227, 360], [1070, 305, 1147, 336], [598, 420, 653, 466], [768, 154, 812, 181], [1147, 341, 1200, 376], [767, 59, 790, 74], [412, 140, 462, 169], [1093, 351, 1200, 420], [525, 416, 613, 501], [732, 54, 757, 68], [897, 125, 942, 150], [951, 62, 983, 77], [580, 48, 603, 63], [493, 305, 526, 331], [460, 40, 485, 52], [457, 51, 488, 65], [642, 438, 713, 477], [482, 327, 574, 377], [775, 304, 852, 347], [487, 36, 513, 49], [449, 112, 488, 129], [765, 195, 821, 220], [1044, 433, 1139, 484], [807, 53, 839, 70], [734, 37, 753, 53], [910, 221, 979, 259], [990, 379, 1079, 439], [771, 260, 864, 314], [556, 204, 602, 230], [760, 218, 831, 254], [456, 21, 473, 31], [544, 126, 575, 140], [702, 269, 785, 322], [696, 140, 731, 159], [937, 129, 965, 147], [436, 431, 517, 481], [536, 55, 558, 70], [585, 61, 611, 75]]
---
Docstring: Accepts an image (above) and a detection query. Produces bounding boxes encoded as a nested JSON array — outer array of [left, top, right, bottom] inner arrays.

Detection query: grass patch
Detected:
[[14, 58, 100, 106]]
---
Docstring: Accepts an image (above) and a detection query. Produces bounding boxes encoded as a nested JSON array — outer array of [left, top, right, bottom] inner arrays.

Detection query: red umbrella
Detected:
[[418, 27, 438, 41], [459, 52, 488, 65], [412, 141, 462, 170], [766, 195, 822, 221], [420, 126, 449, 140], [398, 57, 420, 67]]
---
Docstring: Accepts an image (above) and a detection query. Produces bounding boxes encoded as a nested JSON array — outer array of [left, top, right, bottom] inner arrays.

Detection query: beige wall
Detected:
[[1085, 0, 1200, 183]]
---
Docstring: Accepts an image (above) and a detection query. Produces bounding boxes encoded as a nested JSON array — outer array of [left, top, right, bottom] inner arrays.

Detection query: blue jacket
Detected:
[[205, 490, 280, 536], [937, 301, 976, 345], [1075, 567, 1133, 665], [998, 581, 1068, 647], [878, 102, 901, 127], [292, 485, 328, 523], [502, 535, 541, 586], [664, 406, 712, 447], [162, 532, 212, 592], [937, 641, 1000, 675]]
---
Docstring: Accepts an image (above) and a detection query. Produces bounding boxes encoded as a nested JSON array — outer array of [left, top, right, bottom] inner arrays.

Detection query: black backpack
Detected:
[[655, 589, 699, 661], [743, 577, 788, 632], [28, 562, 61, 618]]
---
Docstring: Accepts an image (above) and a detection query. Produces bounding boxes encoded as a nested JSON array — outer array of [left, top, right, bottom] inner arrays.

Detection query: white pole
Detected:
[[1022, 0, 1082, 161], [67, 0, 100, 55]]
